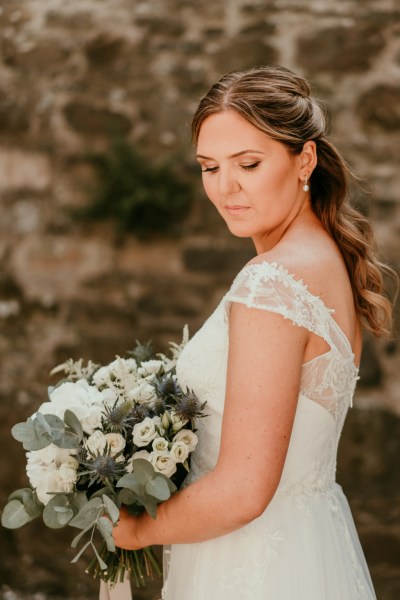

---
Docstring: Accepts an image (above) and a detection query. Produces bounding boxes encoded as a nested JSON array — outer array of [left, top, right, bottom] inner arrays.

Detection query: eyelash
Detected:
[[201, 161, 260, 173]]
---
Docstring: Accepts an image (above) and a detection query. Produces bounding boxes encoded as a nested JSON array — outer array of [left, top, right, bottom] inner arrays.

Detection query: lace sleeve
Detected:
[[225, 261, 334, 347]]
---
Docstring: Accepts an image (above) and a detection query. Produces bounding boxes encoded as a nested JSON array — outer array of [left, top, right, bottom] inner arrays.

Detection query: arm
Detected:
[[113, 303, 309, 549]]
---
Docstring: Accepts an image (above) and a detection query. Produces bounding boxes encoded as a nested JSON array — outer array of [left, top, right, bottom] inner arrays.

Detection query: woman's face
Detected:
[[196, 110, 309, 253]]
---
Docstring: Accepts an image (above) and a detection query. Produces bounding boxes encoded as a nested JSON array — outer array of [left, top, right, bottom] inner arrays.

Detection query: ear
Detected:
[[299, 141, 317, 180]]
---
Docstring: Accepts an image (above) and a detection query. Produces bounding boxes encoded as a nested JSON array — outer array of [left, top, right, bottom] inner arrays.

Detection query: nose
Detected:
[[217, 166, 240, 196]]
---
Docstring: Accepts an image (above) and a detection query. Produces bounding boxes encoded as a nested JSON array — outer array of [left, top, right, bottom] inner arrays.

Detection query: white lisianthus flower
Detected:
[[150, 452, 177, 478], [128, 380, 157, 405], [170, 441, 190, 463], [152, 437, 169, 453], [105, 433, 126, 456], [170, 410, 189, 433], [172, 429, 198, 452], [161, 411, 171, 429], [132, 417, 159, 447], [86, 430, 107, 454], [26, 445, 78, 505], [126, 450, 150, 473], [38, 379, 105, 435], [137, 360, 164, 378], [93, 358, 138, 388]]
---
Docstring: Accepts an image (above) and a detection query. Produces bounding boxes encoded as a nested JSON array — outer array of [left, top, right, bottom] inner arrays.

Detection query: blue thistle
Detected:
[[173, 389, 207, 422]]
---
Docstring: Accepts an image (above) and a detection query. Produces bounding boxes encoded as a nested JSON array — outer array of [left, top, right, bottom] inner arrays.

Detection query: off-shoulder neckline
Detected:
[[238, 260, 358, 367]]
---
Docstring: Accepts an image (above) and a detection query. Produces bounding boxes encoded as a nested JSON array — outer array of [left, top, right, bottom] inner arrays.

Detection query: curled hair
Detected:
[[192, 65, 397, 337]]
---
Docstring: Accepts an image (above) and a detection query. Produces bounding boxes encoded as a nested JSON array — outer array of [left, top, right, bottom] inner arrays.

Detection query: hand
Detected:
[[113, 506, 144, 551]]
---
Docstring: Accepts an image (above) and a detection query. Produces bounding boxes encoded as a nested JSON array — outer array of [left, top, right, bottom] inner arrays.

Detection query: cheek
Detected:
[[202, 176, 218, 205]]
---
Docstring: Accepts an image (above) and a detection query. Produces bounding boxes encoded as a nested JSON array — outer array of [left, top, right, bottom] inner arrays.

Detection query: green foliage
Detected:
[[1, 488, 42, 529], [82, 139, 193, 236], [116, 458, 176, 519], [11, 410, 84, 452]]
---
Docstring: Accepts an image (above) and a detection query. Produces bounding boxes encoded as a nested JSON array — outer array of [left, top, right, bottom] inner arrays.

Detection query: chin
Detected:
[[225, 222, 255, 239]]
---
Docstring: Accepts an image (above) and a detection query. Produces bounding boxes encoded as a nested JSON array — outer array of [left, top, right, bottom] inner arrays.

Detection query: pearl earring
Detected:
[[303, 177, 310, 192]]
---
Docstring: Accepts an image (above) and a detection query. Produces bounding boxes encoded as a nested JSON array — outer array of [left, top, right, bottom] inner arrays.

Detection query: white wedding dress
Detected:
[[161, 261, 376, 600]]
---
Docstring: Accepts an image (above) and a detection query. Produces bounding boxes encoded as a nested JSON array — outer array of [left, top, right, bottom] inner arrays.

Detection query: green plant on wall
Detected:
[[82, 139, 192, 236]]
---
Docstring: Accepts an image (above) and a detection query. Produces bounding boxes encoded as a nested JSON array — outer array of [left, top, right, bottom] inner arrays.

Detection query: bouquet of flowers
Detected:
[[1, 327, 206, 588]]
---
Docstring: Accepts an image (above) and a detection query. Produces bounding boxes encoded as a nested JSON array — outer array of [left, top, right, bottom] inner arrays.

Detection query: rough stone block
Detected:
[[358, 85, 400, 131], [297, 23, 386, 72], [0, 149, 51, 191], [63, 101, 132, 135]]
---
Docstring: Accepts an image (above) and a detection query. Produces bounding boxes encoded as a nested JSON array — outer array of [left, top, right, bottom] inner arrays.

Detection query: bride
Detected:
[[112, 65, 395, 599]]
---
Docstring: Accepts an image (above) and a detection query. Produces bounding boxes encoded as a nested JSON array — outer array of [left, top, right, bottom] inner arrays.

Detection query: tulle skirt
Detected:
[[161, 483, 376, 600]]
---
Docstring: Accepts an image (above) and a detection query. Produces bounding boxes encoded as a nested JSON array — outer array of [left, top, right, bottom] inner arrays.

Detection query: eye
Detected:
[[201, 166, 219, 173], [241, 161, 260, 171]]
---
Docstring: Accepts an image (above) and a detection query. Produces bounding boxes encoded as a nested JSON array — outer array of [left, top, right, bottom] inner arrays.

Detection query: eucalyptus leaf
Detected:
[[1, 500, 33, 529], [69, 497, 102, 529], [142, 495, 158, 520], [71, 523, 93, 549], [145, 476, 171, 501], [118, 488, 139, 506], [34, 412, 54, 438], [102, 495, 119, 524], [56, 508, 74, 526], [92, 542, 108, 570], [90, 487, 109, 500], [43, 495, 72, 529], [116, 474, 145, 496], [71, 540, 91, 564], [11, 421, 36, 444], [64, 410, 83, 440], [55, 431, 81, 450], [129, 458, 157, 484], [8, 488, 31, 501], [37, 414, 66, 445], [8, 488, 43, 518], [97, 516, 115, 552], [72, 492, 88, 512]]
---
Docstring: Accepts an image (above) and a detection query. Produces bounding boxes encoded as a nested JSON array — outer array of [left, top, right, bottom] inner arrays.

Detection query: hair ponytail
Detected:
[[311, 139, 396, 335]]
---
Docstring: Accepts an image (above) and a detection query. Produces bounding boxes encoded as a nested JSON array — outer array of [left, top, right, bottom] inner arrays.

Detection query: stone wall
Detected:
[[0, 1, 399, 598]]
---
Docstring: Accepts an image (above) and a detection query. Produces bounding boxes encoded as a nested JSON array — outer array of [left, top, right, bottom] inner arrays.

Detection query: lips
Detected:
[[224, 205, 249, 215]]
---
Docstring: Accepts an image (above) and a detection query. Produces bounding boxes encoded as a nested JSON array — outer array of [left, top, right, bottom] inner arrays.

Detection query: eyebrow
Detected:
[[196, 149, 266, 160]]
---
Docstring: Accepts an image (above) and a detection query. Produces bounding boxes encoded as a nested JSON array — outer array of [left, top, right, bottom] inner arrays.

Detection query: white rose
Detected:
[[150, 452, 177, 478], [170, 441, 190, 464], [132, 417, 159, 447], [105, 433, 126, 456], [152, 437, 169, 453], [138, 360, 164, 378], [172, 429, 198, 452], [128, 381, 157, 405], [82, 404, 103, 435], [126, 450, 150, 473], [86, 430, 107, 454]]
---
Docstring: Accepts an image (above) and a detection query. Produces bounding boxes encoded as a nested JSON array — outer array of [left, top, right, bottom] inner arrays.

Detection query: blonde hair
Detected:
[[192, 65, 397, 337]]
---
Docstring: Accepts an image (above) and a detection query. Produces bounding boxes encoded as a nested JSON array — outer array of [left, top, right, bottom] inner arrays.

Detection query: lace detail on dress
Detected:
[[226, 261, 335, 345], [219, 525, 285, 599]]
